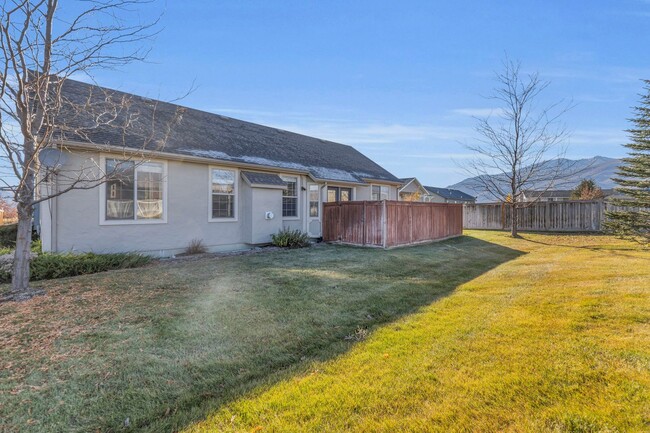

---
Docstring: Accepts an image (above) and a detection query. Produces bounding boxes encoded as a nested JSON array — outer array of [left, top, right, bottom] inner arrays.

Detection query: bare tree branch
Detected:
[[460, 57, 580, 237], [0, 0, 183, 296]]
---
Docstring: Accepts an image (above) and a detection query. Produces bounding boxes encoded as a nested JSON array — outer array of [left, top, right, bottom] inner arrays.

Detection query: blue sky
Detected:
[[73, 0, 650, 185]]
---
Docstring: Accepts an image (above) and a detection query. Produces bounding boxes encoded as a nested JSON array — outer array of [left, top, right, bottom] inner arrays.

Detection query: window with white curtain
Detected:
[[105, 159, 164, 221], [308, 184, 319, 217]]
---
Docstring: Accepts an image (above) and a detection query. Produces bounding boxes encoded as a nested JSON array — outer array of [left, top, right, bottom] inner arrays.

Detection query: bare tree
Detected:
[[464, 58, 574, 237], [0, 0, 181, 300]]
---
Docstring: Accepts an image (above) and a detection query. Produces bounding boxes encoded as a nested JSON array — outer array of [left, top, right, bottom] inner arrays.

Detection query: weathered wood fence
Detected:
[[463, 200, 636, 232], [323, 201, 463, 248]]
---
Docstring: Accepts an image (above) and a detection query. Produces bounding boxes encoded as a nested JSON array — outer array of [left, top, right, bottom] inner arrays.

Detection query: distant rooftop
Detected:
[[524, 189, 617, 198], [424, 186, 475, 201]]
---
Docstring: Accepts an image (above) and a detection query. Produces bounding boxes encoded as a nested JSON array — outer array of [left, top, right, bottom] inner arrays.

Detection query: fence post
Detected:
[[382, 200, 387, 249], [544, 201, 549, 230], [409, 203, 413, 244], [337, 203, 342, 241], [362, 201, 367, 246]]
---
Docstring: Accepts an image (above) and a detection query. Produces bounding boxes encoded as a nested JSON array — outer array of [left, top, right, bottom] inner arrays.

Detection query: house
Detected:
[[520, 189, 617, 202], [423, 186, 476, 204], [397, 179, 476, 204], [520, 190, 573, 202], [397, 178, 429, 201], [38, 79, 401, 256]]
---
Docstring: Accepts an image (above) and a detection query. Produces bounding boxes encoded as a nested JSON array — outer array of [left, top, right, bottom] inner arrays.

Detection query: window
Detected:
[[137, 163, 164, 219], [371, 185, 389, 201], [211, 168, 236, 219], [281, 175, 298, 217], [104, 159, 164, 221], [309, 184, 319, 217], [327, 186, 352, 202], [327, 188, 337, 203]]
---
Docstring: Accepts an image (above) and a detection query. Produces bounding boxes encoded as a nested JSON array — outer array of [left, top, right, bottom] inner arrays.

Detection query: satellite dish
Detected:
[[38, 148, 68, 169]]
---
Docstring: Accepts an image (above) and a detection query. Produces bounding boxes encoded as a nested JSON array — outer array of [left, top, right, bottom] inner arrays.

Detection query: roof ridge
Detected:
[[57, 78, 400, 184], [63, 78, 360, 152]]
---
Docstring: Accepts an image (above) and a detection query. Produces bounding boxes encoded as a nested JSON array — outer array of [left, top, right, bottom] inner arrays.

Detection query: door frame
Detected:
[[307, 182, 321, 237]]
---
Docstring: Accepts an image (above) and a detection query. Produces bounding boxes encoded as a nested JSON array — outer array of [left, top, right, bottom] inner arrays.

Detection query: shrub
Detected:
[[271, 228, 310, 248], [184, 238, 207, 255], [0, 252, 151, 284], [0, 224, 17, 248], [0, 223, 40, 249]]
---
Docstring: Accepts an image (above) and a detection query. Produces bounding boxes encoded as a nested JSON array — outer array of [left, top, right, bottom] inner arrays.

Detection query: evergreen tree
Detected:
[[604, 80, 650, 244], [571, 179, 605, 200]]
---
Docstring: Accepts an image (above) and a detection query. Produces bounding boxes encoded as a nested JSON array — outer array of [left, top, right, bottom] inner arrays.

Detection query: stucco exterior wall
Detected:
[[40, 150, 400, 256], [45, 151, 248, 256], [425, 193, 446, 203], [353, 184, 398, 201], [249, 187, 283, 244]]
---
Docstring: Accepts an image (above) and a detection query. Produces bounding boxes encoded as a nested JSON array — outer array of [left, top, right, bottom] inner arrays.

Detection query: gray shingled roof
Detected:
[[424, 186, 475, 201], [241, 171, 286, 187], [53, 79, 399, 184], [398, 177, 415, 183]]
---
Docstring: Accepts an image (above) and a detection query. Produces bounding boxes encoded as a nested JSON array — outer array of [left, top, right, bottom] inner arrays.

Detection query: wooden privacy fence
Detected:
[[322, 200, 463, 248], [463, 200, 637, 232]]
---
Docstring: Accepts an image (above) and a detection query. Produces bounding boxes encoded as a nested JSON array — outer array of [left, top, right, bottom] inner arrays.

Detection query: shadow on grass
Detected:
[[1, 235, 523, 433]]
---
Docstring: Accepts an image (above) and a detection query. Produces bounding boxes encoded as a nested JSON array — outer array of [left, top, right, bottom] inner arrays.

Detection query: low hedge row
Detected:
[[0, 252, 151, 284]]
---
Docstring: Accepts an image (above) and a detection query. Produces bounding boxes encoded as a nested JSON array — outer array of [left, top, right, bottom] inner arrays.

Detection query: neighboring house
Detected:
[[398, 177, 429, 201], [39, 79, 401, 256], [397, 178, 476, 204], [521, 189, 617, 202], [423, 186, 476, 204], [520, 190, 572, 202]]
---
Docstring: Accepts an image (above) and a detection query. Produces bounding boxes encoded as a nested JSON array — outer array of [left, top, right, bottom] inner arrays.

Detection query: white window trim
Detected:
[[99, 154, 168, 226], [208, 165, 239, 222], [371, 184, 390, 201], [280, 174, 300, 220]]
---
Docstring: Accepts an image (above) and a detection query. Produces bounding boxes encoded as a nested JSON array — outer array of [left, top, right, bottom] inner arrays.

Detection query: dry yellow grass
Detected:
[[185, 231, 650, 433], [1, 231, 648, 432]]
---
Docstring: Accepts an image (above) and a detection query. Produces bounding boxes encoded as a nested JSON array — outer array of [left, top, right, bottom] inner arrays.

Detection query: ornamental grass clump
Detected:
[[184, 238, 208, 255]]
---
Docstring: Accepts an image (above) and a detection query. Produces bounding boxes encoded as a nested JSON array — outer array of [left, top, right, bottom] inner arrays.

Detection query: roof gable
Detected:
[[399, 177, 427, 195], [53, 79, 399, 184], [424, 186, 475, 201]]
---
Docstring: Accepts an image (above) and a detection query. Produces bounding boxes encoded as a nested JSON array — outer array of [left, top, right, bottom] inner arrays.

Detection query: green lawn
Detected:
[[1, 232, 649, 432]]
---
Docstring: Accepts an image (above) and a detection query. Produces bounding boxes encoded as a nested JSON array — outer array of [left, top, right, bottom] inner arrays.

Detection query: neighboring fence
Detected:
[[322, 200, 463, 248], [463, 200, 637, 232]]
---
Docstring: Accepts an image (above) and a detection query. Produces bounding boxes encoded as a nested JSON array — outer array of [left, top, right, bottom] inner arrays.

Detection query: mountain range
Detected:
[[448, 156, 622, 203]]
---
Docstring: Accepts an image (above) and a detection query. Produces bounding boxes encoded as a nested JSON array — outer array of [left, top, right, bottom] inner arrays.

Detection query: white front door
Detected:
[[307, 183, 321, 237]]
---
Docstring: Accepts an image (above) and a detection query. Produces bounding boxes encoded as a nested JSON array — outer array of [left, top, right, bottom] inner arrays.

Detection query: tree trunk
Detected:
[[9, 136, 40, 299], [510, 202, 519, 238], [11, 202, 33, 293]]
